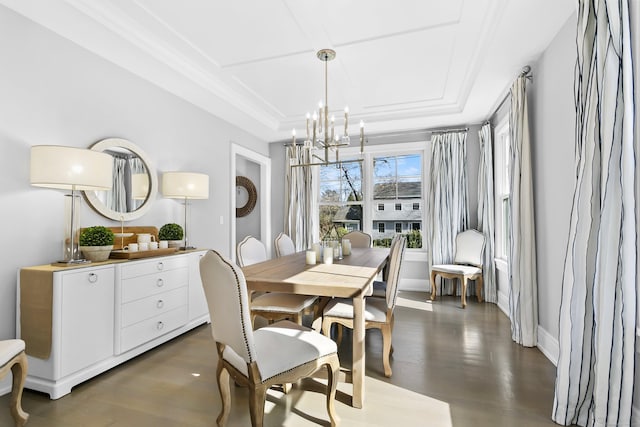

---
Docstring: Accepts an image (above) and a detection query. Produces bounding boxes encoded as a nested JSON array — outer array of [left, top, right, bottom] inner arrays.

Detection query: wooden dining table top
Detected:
[[241, 247, 389, 298]]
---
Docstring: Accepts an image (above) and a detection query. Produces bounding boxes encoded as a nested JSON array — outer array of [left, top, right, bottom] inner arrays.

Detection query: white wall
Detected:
[[529, 13, 576, 363], [0, 5, 268, 341]]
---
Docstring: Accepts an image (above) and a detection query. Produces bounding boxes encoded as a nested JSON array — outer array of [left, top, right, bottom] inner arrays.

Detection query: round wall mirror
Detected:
[[84, 138, 158, 221]]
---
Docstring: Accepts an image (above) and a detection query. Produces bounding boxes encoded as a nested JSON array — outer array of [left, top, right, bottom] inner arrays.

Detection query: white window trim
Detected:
[[494, 116, 510, 262]]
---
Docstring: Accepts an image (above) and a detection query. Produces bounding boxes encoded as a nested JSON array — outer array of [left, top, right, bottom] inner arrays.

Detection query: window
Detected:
[[495, 118, 510, 260], [317, 143, 426, 250], [372, 153, 423, 248], [318, 161, 363, 239]]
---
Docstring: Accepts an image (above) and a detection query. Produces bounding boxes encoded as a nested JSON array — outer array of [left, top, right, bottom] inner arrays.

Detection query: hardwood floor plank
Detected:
[[0, 291, 566, 426]]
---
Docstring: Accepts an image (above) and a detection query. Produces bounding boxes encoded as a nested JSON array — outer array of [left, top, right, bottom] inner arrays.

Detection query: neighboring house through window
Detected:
[[317, 142, 426, 250]]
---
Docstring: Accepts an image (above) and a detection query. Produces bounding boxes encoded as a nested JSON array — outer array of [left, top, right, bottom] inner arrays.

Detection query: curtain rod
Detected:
[[430, 127, 469, 135], [486, 65, 533, 122]]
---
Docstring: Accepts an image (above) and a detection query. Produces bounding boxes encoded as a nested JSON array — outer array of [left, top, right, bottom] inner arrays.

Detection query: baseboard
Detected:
[[399, 278, 430, 292], [497, 289, 509, 316], [537, 325, 559, 366]]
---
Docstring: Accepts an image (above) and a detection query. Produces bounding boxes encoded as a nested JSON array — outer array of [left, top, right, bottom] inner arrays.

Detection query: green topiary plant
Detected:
[[159, 223, 184, 240], [79, 226, 115, 246]]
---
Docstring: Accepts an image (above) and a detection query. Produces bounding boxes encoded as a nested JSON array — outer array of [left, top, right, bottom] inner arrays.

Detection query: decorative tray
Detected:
[[109, 247, 178, 260]]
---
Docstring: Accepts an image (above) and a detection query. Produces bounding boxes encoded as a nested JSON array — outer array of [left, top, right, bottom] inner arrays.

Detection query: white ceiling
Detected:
[[1, 0, 576, 143]]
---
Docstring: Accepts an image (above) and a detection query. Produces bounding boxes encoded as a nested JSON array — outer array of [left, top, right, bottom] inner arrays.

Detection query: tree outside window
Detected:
[[318, 161, 363, 239]]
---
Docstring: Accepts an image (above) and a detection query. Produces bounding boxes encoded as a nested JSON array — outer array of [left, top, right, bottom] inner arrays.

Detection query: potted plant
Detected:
[[159, 223, 184, 248], [79, 226, 115, 262]]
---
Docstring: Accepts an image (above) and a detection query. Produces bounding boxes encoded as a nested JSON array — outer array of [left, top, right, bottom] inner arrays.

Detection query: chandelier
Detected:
[[290, 49, 365, 167]]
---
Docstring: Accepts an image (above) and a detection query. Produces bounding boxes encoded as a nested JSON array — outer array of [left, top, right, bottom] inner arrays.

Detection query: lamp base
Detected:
[[52, 258, 92, 267]]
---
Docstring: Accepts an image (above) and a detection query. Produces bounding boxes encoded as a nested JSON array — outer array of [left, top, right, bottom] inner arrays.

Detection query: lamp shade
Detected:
[[131, 173, 150, 200], [162, 172, 209, 199], [30, 145, 113, 190]]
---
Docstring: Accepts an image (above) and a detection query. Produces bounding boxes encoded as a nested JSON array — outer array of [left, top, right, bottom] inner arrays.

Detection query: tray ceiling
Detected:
[[1, 0, 576, 142]]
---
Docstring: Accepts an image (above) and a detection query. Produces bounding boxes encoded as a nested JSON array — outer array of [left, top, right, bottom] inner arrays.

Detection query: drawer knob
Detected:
[[157, 300, 164, 309], [157, 278, 164, 287], [156, 321, 164, 330], [88, 273, 98, 283], [157, 262, 164, 271]]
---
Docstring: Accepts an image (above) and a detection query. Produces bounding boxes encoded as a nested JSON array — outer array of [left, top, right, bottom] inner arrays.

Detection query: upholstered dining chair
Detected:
[[0, 339, 29, 426], [237, 236, 317, 327], [200, 250, 340, 427], [273, 232, 295, 258], [430, 229, 485, 308], [322, 235, 406, 378], [371, 234, 402, 298], [342, 230, 372, 248]]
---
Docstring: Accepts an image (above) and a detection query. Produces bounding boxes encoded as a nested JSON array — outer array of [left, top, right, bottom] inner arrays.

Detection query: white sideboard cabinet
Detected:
[[17, 249, 209, 399]]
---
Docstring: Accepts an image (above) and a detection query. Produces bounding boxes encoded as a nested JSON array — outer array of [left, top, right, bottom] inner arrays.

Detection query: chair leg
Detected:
[[381, 324, 393, 377], [248, 385, 267, 427], [461, 277, 468, 308], [430, 271, 437, 301], [216, 362, 231, 427], [10, 352, 28, 427], [476, 275, 484, 303], [326, 357, 340, 427]]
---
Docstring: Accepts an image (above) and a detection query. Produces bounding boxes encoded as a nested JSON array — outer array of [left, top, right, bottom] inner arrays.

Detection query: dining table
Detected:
[[241, 246, 389, 409]]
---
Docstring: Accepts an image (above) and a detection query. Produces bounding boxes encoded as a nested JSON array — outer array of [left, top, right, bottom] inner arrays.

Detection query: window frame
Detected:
[[315, 141, 427, 253], [494, 117, 510, 261]]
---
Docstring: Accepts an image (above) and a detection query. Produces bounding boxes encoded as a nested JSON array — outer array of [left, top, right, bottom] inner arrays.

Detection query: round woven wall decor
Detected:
[[236, 176, 257, 217]]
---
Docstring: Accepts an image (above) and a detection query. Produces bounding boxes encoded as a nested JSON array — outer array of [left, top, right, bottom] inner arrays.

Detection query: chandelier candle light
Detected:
[[291, 49, 365, 167]]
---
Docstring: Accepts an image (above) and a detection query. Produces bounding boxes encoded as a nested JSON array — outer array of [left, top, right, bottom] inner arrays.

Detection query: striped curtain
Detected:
[[477, 123, 497, 303], [508, 73, 538, 347], [284, 145, 317, 251], [427, 131, 469, 295], [553, 1, 636, 426]]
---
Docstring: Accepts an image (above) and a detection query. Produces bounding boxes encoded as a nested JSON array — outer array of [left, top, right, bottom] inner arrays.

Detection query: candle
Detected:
[[305, 250, 317, 265], [306, 113, 310, 140], [342, 239, 351, 256], [360, 120, 365, 153], [312, 112, 317, 144], [312, 242, 321, 261], [292, 128, 296, 145], [330, 115, 335, 143], [323, 247, 333, 265], [318, 101, 323, 135], [344, 106, 349, 135]]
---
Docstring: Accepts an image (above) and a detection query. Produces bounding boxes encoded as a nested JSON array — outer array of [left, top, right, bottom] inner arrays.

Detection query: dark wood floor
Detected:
[[0, 292, 560, 426]]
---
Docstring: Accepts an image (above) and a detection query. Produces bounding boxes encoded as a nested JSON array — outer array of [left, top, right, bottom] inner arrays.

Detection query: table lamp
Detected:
[[161, 172, 209, 250], [30, 145, 113, 264]]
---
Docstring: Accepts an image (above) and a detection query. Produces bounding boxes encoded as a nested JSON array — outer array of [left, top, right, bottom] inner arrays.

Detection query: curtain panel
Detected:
[[508, 73, 538, 347], [553, 1, 636, 425], [284, 145, 317, 251], [427, 131, 469, 295], [477, 123, 497, 303]]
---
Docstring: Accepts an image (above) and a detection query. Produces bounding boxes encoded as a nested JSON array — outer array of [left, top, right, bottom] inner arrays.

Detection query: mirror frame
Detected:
[[84, 138, 158, 221]]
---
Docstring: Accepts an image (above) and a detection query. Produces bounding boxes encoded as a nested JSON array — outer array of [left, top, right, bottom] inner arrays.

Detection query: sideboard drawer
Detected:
[[121, 267, 188, 303], [120, 256, 188, 280], [121, 287, 188, 328], [120, 306, 188, 352]]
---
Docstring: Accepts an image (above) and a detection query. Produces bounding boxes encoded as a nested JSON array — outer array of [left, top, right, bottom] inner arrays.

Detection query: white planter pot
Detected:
[[80, 245, 114, 262], [167, 240, 184, 248]]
